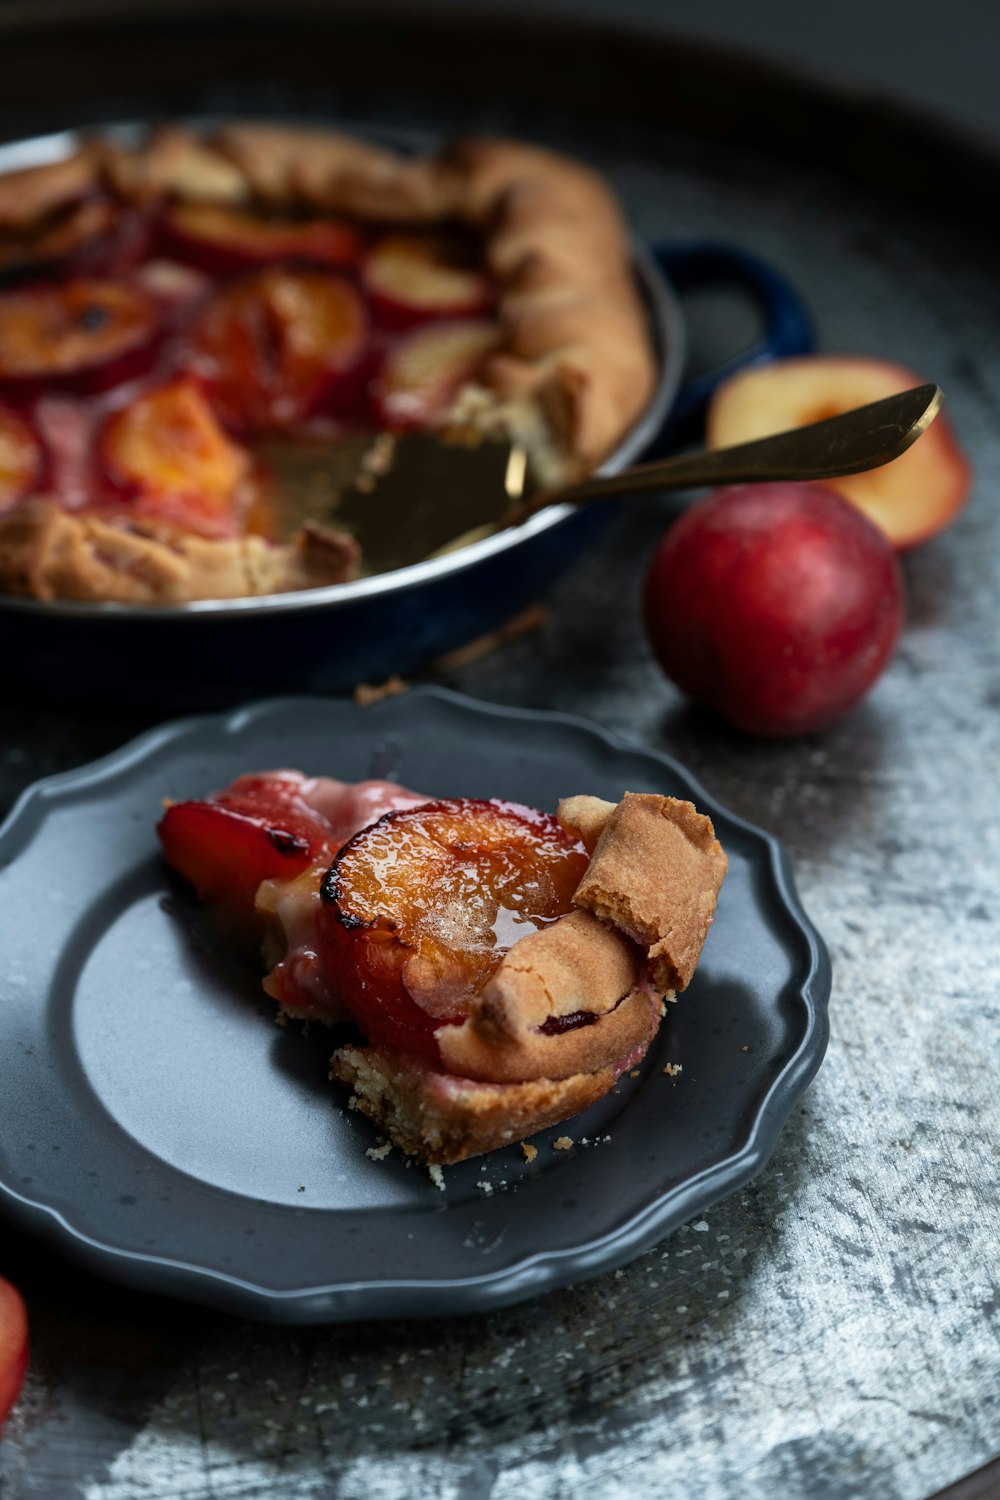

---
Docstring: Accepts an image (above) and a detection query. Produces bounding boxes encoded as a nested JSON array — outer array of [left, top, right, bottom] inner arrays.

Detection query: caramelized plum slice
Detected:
[[364, 232, 493, 331], [296, 776, 432, 852], [373, 318, 498, 430], [97, 377, 250, 538], [318, 798, 588, 1058], [0, 403, 45, 511], [0, 198, 151, 281], [158, 771, 338, 945], [162, 202, 361, 274], [0, 278, 160, 393], [189, 266, 369, 434]]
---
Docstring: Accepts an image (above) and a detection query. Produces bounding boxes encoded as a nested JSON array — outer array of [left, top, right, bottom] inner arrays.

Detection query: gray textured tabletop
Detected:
[[0, 11, 999, 1500]]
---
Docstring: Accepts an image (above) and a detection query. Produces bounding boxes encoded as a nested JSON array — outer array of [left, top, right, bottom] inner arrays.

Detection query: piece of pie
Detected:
[[157, 770, 727, 1163], [0, 123, 657, 604]]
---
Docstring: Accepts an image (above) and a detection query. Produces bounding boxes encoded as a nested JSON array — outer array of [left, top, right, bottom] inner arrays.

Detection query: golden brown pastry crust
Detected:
[[0, 499, 359, 604], [0, 122, 656, 605], [330, 1040, 646, 1166], [556, 794, 617, 853], [102, 126, 248, 205], [565, 792, 729, 994], [437, 908, 658, 1083]]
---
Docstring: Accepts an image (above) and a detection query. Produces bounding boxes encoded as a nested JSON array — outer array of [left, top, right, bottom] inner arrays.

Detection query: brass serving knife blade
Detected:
[[337, 382, 943, 571]]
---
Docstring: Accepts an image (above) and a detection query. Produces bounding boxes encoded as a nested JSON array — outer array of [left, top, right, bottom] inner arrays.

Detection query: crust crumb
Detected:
[[557, 794, 616, 854], [427, 1164, 446, 1191], [365, 1139, 394, 1161], [553, 1136, 574, 1151], [662, 1062, 682, 1078], [521, 1142, 538, 1163], [353, 675, 408, 708]]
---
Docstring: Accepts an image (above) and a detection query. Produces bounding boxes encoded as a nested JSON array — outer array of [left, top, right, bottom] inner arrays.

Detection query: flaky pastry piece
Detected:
[[560, 793, 729, 994], [0, 499, 358, 604], [327, 794, 727, 1164]]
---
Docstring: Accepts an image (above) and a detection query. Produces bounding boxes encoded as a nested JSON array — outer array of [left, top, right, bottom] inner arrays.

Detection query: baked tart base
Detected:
[[0, 123, 657, 605]]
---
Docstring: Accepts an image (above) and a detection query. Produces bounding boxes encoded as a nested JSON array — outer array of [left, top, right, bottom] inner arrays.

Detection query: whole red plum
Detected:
[[0, 1275, 28, 1427], [643, 482, 904, 736]]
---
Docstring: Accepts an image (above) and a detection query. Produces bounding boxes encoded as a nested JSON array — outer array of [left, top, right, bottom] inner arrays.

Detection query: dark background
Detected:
[[2, 0, 998, 147]]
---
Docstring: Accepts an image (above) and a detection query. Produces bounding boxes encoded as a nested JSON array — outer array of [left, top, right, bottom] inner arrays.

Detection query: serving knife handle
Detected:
[[519, 384, 942, 516]]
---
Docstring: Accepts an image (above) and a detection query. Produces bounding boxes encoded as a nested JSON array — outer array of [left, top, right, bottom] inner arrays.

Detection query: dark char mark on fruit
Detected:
[[319, 865, 370, 928], [265, 827, 311, 857]]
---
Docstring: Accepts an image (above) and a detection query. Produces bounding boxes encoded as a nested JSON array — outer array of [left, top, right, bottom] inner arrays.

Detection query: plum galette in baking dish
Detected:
[[0, 122, 657, 604], [158, 770, 727, 1164]]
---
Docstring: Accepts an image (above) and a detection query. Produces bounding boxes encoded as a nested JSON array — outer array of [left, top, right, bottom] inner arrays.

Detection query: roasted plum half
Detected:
[[372, 318, 498, 430], [158, 772, 341, 945], [364, 232, 493, 331], [0, 402, 46, 511], [0, 278, 160, 394], [187, 266, 370, 434], [0, 198, 152, 282], [318, 798, 589, 1059], [97, 377, 251, 537], [161, 202, 361, 275]]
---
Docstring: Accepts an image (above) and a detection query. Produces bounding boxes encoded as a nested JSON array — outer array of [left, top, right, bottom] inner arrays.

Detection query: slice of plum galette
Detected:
[[0, 122, 656, 603], [158, 771, 727, 1163]]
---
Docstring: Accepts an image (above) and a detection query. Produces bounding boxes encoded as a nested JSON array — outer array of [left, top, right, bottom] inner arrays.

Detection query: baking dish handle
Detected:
[[647, 240, 814, 454]]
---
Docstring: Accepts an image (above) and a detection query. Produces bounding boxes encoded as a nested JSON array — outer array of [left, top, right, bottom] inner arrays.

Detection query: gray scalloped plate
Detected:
[[0, 689, 830, 1324]]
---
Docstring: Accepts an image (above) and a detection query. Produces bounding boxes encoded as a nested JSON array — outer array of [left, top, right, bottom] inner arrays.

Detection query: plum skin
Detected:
[[643, 482, 905, 736]]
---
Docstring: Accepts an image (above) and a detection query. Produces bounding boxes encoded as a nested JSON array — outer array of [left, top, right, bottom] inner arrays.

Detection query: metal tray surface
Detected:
[[0, 688, 830, 1323]]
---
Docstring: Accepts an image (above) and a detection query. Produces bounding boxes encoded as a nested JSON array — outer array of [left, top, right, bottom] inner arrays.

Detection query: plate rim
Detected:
[[0, 687, 832, 1322]]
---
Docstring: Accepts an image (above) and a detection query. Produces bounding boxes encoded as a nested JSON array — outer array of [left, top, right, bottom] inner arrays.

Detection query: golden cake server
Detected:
[[338, 382, 942, 573]]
